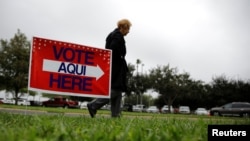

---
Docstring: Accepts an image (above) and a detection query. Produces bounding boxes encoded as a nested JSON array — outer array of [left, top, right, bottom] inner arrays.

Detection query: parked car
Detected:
[[161, 105, 174, 113], [210, 102, 250, 117], [42, 97, 79, 108], [179, 106, 190, 114], [17, 99, 30, 106], [2, 99, 14, 104], [100, 104, 111, 110], [146, 106, 159, 113], [122, 103, 133, 112], [133, 104, 146, 112], [30, 101, 42, 106], [79, 101, 88, 109], [194, 108, 209, 115]]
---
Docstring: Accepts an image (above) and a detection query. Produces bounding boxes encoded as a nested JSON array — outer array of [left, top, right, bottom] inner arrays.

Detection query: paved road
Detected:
[[0, 107, 88, 117]]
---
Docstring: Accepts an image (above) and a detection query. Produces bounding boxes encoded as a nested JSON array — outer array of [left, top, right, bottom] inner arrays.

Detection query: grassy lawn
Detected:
[[0, 104, 249, 141]]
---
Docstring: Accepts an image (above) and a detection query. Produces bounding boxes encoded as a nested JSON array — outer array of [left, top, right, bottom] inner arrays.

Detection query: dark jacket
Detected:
[[105, 28, 128, 92]]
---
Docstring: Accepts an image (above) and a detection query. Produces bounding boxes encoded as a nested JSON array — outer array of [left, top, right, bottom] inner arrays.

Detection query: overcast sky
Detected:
[[1, 0, 250, 83]]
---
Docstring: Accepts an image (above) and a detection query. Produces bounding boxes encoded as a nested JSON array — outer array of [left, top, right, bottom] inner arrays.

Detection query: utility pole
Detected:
[[140, 63, 144, 105], [136, 59, 141, 105]]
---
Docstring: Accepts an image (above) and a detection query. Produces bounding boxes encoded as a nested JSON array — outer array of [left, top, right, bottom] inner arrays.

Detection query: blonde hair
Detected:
[[117, 19, 132, 29]]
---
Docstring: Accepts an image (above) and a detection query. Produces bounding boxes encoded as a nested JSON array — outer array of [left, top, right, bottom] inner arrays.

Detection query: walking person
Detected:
[[87, 19, 132, 118]]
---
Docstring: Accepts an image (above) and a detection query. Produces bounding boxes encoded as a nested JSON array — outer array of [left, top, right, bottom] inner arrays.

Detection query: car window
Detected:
[[238, 103, 250, 108], [232, 103, 250, 108], [180, 106, 190, 110], [223, 103, 232, 108], [233, 104, 242, 108]]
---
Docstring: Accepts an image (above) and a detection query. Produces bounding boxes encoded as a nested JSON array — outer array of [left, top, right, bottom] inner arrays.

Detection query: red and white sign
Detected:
[[28, 37, 112, 98]]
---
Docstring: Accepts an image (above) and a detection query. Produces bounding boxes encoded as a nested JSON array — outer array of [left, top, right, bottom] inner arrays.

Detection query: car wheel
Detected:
[[64, 105, 69, 109], [241, 113, 249, 118], [213, 111, 220, 116]]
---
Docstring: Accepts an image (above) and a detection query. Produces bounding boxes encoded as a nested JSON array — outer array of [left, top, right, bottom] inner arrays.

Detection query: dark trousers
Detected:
[[89, 89, 122, 117]]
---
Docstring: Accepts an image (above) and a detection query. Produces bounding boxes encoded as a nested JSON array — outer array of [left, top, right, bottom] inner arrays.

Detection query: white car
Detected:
[[179, 106, 190, 114], [146, 106, 159, 113], [133, 104, 146, 112], [2, 99, 14, 104], [79, 101, 88, 109], [161, 105, 174, 113], [17, 99, 30, 106], [194, 108, 209, 115]]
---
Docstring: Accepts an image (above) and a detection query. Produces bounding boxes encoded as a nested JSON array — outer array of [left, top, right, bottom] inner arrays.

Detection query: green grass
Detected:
[[0, 105, 250, 141]]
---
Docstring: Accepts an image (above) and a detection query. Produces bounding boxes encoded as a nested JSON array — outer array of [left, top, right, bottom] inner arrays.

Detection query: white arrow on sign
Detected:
[[42, 59, 104, 80]]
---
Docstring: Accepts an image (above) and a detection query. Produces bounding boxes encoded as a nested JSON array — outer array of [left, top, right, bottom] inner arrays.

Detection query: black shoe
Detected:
[[87, 103, 96, 118]]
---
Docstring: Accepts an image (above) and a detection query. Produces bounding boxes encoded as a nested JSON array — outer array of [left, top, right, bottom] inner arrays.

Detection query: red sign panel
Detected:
[[28, 37, 111, 98]]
